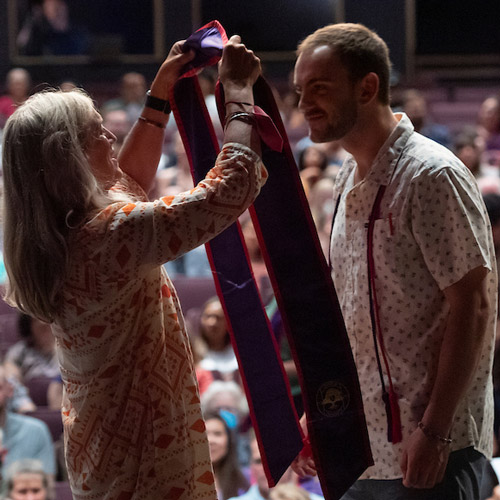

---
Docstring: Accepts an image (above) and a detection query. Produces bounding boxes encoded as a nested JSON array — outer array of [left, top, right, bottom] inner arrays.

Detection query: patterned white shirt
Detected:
[[330, 113, 497, 479]]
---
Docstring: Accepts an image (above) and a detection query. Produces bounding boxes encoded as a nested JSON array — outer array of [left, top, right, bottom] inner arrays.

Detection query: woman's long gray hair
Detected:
[[2, 89, 122, 321]]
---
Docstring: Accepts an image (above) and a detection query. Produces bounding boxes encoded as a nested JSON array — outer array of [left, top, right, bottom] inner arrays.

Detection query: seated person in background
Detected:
[[16, 0, 89, 56], [297, 145, 328, 198], [101, 71, 147, 123], [201, 380, 249, 430], [476, 95, 500, 167], [195, 297, 240, 383], [454, 130, 500, 194], [4, 314, 59, 382], [201, 381, 251, 467], [228, 432, 324, 500], [400, 88, 452, 148], [7, 377, 36, 414], [1, 458, 49, 500], [0, 365, 56, 489], [0, 69, 31, 128], [205, 412, 249, 500]]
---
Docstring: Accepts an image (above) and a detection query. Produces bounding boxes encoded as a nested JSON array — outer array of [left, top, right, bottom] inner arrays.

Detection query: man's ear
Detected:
[[358, 72, 379, 105]]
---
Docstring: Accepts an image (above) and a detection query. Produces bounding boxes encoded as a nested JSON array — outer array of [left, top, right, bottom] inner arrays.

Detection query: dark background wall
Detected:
[[0, 0, 499, 91]]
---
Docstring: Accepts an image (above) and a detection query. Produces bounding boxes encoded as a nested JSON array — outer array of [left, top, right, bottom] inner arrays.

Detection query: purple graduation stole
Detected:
[[170, 21, 373, 500]]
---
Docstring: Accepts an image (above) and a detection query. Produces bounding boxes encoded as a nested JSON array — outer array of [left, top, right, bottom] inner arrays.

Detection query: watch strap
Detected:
[[145, 90, 171, 114]]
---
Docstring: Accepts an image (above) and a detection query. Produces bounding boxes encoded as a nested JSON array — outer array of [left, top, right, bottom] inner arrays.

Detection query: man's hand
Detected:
[[291, 451, 317, 478], [400, 426, 450, 489], [291, 414, 317, 478], [218, 35, 261, 91], [487, 484, 500, 500]]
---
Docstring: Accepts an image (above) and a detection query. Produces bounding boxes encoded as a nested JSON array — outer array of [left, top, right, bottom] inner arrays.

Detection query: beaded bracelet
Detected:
[[138, 116, 166, 129], [417, 421, 453, 445]]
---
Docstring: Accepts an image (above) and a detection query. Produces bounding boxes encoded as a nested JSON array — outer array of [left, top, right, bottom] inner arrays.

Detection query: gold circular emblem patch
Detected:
[[316, 381, 350, 417]]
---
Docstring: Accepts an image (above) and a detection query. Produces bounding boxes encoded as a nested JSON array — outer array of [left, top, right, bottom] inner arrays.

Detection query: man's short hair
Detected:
[[297, 23, 392, 105]]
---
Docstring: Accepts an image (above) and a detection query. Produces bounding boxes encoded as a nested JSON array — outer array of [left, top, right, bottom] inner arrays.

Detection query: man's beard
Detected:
[[309, 104, 357, 143]]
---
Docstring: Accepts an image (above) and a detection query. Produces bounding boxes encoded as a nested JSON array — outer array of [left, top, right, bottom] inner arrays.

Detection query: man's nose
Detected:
[[298, 92, 310, 112]]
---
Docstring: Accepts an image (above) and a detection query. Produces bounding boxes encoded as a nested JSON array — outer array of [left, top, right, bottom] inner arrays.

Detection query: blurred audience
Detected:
[[297, 145, 328, 197], [17, 0, 89, 56], [6, 377, 36, 414], [0, 69, 31, 128], [206, 412, 249, 500], [195, 298, 239, 384], [201, 381, 251, 466], [0, 365, 56, 486], [101, 72, 147, 123], [454, 130, 500, 194], [4, 314, 59, 383], [201, 381, 249, 430], [476, 95, 500, 167], [155, 132, 194, 197], [228, 432, 324, 500], [1, 458, 49, 500], [400, 88, 452, 148], [58, 80, 77, 92]]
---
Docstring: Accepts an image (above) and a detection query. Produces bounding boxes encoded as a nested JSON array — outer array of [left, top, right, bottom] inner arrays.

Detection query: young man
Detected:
[[293, 23, 497, 498]]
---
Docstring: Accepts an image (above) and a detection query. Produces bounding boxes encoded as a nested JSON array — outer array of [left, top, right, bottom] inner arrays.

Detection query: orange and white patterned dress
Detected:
[[51, 144, 267, 499]]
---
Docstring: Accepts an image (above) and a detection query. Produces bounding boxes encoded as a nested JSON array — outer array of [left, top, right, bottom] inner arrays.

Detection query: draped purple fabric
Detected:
[[170, 21, 373, 499]]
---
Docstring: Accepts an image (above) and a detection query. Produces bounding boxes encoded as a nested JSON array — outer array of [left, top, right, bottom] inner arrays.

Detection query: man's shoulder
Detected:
[[400, 132, 469, 180]]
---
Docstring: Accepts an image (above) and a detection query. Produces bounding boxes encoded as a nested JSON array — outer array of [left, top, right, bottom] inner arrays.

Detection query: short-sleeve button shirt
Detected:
[[330, 113, 497, 479]]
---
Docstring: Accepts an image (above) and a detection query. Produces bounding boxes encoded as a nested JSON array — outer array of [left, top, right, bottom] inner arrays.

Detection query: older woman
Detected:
[[1, 35, 265, 499]]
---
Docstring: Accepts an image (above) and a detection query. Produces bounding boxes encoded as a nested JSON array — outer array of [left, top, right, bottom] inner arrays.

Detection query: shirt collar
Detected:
[[335, 113, 414, 193]]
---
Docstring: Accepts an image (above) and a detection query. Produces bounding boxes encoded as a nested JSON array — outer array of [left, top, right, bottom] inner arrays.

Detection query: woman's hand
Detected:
[[150, 40, 195, 100], [219, 35, 261, 93]]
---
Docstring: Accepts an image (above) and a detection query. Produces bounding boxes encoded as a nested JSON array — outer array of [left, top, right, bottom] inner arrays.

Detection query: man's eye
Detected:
[[314, 85, 327, 93]]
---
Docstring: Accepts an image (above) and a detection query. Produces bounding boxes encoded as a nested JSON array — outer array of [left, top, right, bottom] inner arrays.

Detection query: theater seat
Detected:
[[25, 376, 53, 407], [54, 480, 73, 500]]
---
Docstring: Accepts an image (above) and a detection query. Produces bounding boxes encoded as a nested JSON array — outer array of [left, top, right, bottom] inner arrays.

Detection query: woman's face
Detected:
[[201, 301, 227, 349], [478, 97, 500, 133], [206, 417, 229, 465], [86, 110, 119, 188], [10, 473, 47, 500]]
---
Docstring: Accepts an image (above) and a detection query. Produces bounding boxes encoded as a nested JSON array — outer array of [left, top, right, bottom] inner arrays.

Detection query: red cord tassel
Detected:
[[382, 389, 402, 443], [389, 389, 402, 443]]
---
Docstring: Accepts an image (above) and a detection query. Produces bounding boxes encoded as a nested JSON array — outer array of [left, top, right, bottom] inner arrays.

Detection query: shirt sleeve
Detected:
[[410, 163, 494, 290], [85, 143, 267, 276]]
